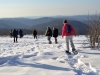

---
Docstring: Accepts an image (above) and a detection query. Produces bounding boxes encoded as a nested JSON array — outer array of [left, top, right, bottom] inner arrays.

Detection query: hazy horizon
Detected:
[[0, 0, 100, 18]]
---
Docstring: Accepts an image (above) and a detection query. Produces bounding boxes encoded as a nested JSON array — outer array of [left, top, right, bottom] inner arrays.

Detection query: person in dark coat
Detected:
[[45, 27, 52, 44], [53, 27, 58, 44], [33, 29, 37, 39], [19, 29, 23, 38], [12, 29, 18, 43]]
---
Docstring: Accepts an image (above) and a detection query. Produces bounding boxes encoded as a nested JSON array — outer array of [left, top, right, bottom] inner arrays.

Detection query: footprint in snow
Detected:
[[52, 57, 58, 60], [33, 52, 39, 56], [31, 47, 35, 51], [56, 56, 67, 63], [23, 52, 39, 58], [26, 50, 30, 53]]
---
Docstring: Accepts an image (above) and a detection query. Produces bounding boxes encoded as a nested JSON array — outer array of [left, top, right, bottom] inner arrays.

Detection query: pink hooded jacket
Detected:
[[62, 23, 76, 38]]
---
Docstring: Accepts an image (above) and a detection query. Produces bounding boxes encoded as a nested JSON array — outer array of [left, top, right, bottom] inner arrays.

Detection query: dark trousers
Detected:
[[14, 36, 17, 43], [54, 37, 57, 44], [47, 36, 52, 44], [34, 35, 37, 39], [20, 34, 23, 38]]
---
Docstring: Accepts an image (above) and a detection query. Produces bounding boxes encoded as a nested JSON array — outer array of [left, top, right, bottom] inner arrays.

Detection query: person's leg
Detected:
[[56, 37, 58, 43], [47, 36, 50, 43], [20, 34, 21, 38], [14, 37, 15, 42], [55, 37, 57, 44], [69, 36, 78, 55], [48, 36, 52, 44], [69, 36, 76, 51], [54, 37, 56, 43], [50, 36, 52, 44], [65, 36, 70, 51], [36, 35, 37, 39], [16, 36, 18, 43], [65, 36, 71, 54], [35, 35, 36, 39]]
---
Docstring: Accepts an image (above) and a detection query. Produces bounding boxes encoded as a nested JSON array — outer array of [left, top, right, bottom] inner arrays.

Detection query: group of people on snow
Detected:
[[10, 19, 77, 54], [45, 27, 58, 44], [32, 27, 59, 44], [45, 19, 77, 54], [10, 29, 23, 43]]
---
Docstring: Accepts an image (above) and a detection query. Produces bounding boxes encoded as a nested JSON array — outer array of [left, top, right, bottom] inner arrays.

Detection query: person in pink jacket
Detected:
[[62, 19, 76, 54]]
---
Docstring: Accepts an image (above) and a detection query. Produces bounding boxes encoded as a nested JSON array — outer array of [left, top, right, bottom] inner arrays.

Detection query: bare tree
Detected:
[[87, 14, 100, 48]]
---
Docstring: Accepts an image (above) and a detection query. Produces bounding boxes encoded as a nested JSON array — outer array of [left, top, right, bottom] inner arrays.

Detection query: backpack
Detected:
[[55, 28, 58, 33], [66, 25, 71, 33]]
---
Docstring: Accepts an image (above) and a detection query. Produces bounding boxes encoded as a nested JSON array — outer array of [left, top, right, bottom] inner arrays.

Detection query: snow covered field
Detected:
[[0, 35, 100, 75]]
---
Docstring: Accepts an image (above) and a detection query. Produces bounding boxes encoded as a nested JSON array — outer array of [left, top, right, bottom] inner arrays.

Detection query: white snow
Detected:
[[0, 35, 100, 75]]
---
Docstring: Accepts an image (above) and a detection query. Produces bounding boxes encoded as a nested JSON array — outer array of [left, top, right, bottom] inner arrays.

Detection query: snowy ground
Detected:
[[0, 35, 100, 75]]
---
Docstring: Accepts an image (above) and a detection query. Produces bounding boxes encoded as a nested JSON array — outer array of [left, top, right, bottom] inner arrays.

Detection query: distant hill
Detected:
[[0, 19, 29, 29], [32, 19, 88, 35], [0, 22, 12, 29], [1, 17, 56, 27], [0, 15, 89, 35]]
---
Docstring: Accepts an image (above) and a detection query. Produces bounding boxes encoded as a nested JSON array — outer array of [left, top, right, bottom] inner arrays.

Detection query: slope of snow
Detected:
[[0, 35, 100, 75]]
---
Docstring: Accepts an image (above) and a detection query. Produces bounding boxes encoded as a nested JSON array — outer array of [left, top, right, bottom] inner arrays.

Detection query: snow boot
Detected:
[[65, 50, 71, 55], [49, 41, 52, 44], [72, 47, 78, 55]]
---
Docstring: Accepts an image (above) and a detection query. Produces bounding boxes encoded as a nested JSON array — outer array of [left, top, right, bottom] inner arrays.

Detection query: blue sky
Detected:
[[0, 0, 100, 18]]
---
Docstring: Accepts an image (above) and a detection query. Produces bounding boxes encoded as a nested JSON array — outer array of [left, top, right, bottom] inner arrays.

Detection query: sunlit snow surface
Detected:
[[0, 35, 100, 75]]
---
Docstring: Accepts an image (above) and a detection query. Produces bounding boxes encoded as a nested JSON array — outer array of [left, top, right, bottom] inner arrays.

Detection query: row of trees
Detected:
[[0, 29, 54, 36], [0, 29, 32, 36]]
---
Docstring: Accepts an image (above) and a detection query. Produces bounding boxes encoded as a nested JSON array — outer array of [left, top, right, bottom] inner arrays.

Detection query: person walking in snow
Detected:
[[19, 29, 23, 38], [62, 19, 77, 54], [45, 27, 52, 44], [33, 29, 37, 39], [12, 29, 18, 43], [52, 27, 58, 44]]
